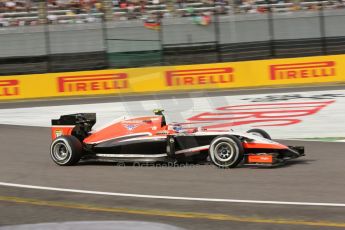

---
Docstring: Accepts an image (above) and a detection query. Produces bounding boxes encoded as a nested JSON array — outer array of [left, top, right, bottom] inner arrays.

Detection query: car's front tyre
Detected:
[[209, 135, 244, 168], [50, 136, 82, 166]]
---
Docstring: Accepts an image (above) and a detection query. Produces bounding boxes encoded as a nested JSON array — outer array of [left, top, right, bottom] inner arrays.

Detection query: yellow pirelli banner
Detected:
[[0, 54, 343, 100]]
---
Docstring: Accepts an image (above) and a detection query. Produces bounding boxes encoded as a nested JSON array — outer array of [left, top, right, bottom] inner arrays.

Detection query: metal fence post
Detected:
[[102, 0, 113, 68], [158, 18, 165, 66], [38, 0, 51, 72], [267, 3, 275, 58], [319, 0, 327, 55], [214, 4, 222, 62]]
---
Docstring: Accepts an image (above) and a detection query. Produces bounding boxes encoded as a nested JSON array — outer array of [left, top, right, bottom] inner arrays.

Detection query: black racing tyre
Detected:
[[247, 128, 271, 140], [50, 135, 82, 166], [209, 135, 244, 168]]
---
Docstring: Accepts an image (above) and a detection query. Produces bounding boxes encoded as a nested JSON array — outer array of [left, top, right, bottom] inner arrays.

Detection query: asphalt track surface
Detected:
[[1, 85, 345, 229]]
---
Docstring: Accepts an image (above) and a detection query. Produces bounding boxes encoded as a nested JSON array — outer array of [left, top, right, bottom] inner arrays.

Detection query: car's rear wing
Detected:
[[51, 113, 96, 140]]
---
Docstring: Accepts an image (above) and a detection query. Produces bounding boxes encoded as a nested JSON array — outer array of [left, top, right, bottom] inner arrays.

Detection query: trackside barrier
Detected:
[[0, 54, 344, 100]]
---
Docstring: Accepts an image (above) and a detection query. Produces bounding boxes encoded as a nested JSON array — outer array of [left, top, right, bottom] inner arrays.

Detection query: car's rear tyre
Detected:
[[209, 135, 244, 168], [50, 135, 82, 166], [247, 128, 271, 140]]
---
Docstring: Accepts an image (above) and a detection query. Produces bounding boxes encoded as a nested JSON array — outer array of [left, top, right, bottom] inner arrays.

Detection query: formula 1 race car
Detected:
[[50, 110, 305, 168]]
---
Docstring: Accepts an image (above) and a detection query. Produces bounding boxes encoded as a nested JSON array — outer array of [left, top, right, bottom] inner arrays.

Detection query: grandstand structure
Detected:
[[0, 0, 344, 26], [1, 0, 345, 74]]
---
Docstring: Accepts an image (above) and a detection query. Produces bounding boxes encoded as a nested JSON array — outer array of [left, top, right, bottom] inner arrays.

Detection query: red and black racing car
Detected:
[[50, 110, 304, 168]]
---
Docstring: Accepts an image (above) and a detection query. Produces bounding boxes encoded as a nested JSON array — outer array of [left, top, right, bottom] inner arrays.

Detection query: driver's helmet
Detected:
[[153, 109, 164, 116]]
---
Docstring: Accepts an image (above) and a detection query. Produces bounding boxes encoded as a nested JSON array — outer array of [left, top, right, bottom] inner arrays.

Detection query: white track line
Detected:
[[1, 182, 345, 207]]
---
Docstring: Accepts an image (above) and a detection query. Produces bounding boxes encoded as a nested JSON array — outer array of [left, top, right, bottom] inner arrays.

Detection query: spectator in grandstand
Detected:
[[0, 1, 5, 13], [0, 14, 9, 27], [140, 0, 147, 13], [175, 0, 185, 9], [4, 0, 345, 27], [119, 0, 127, 9], [47, 14, 58, 24], [5, 0, 16, 11]]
